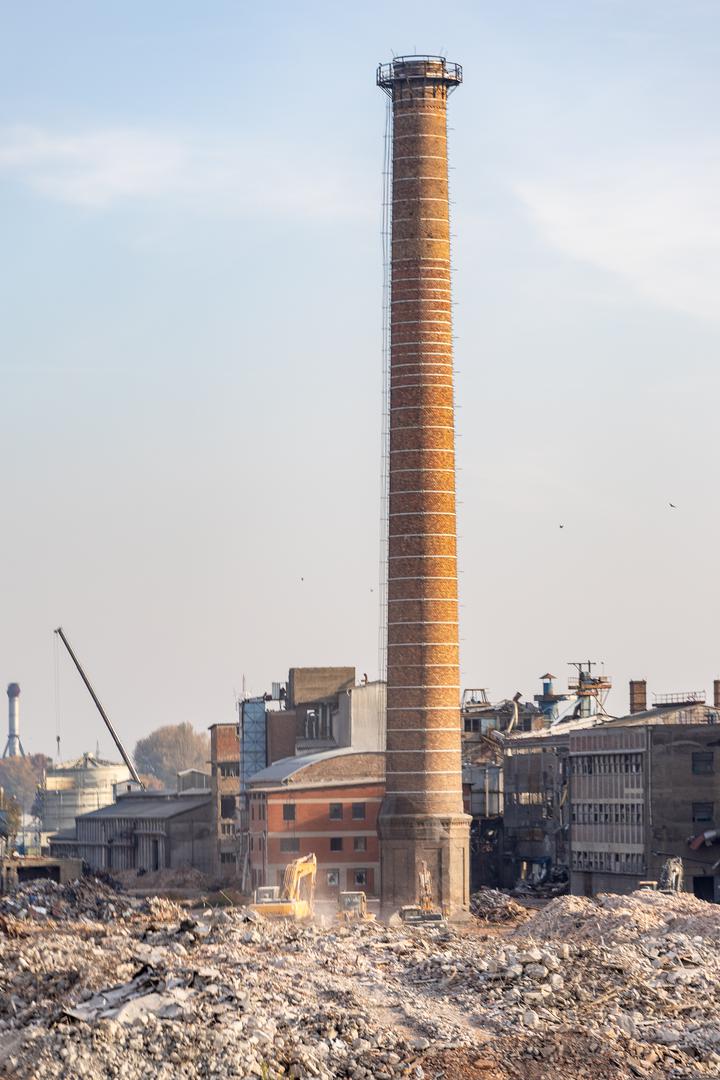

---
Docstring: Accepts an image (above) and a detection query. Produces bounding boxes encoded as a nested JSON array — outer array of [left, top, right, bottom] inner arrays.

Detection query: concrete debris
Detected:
[[2, 880, 720, 1078], [469, 887, 531, 923], [0, 876, 136, 924]]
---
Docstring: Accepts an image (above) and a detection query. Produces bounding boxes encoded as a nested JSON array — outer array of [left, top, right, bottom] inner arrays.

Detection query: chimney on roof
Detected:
[[629, 679, 647, 715], [714, 680, 720, 709]]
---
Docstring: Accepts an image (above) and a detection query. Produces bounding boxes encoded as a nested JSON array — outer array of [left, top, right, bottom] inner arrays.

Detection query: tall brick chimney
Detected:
[[629, 679, 647, 715], [714, 680, 720, 710], [376, 56, 470, 916]]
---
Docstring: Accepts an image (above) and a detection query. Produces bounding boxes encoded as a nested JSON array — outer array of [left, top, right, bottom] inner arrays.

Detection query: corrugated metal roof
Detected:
[[506, 703, 717, 744], [248, 748, 382, 786], [76, 794, 211, 821]]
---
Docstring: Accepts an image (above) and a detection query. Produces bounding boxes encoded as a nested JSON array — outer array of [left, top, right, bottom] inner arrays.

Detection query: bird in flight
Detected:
[[669, 503, 677, 509], [559, 524, 565, 529]]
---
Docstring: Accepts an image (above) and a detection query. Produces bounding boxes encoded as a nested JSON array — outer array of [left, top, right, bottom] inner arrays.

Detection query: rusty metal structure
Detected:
[[376, 56, 470, 915]]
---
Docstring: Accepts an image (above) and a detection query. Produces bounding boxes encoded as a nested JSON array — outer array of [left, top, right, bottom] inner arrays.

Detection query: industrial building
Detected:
[[39, 753, 132, 834], [503, 677, 720, 898], [49, 788, 212, 875], [210, 668, 385, 883], [376, 55, 470, 917], [570, 696, 720, 899], [247, 749, 384, 899]]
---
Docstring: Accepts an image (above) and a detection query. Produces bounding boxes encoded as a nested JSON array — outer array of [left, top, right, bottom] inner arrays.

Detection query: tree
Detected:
[[133, 723, 210, 789], [0, 754, 49, 814], [0, 793, 22, 851]]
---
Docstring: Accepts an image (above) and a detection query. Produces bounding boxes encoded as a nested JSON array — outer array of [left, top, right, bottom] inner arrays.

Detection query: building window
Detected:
[[221, 795, 236, 819], [283, 803, 296, 822], [693, 802, 714, 824], [327, 870, 339, 887], [354, 836, 367, 852], [220, 853, 236, 865], [329, 803, 343, 820], [693, 751, 714, 775], [250, 836, 254, 851], [219, 762, 239, 777], [280, 838, 300, 853], [354, 870, 368, 887], [330, 837, 343, 852], [351, 803, 366, 820]]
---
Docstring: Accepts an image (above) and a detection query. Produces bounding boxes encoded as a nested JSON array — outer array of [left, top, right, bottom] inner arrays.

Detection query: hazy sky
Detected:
[[2, 1, 719, 760]]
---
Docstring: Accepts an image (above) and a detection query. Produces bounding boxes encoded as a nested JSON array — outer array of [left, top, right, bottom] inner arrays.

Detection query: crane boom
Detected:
[[54, 626, 143, 788]]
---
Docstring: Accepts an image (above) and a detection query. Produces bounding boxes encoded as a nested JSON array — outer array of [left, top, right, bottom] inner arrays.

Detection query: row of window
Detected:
[[572, 802, 644, 826], [282, 802, 367, 822], [278, 835, 368, 854], [570, 750, 716, 777], [327, 869, 368, 888], [216, 763, 239, 778], [571, 850, 644, 873], [572, 801, 714, 826], [570, 753, 643, 777], [505, 792, 546, 806]]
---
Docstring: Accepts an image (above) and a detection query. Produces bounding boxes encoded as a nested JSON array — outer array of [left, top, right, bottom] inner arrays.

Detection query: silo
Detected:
[[41, 753, 132, 834]]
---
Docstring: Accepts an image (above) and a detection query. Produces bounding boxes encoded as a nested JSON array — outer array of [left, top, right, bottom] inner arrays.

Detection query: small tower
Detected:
[[534, 673, 569, 723], [3, 683, 25, 758]]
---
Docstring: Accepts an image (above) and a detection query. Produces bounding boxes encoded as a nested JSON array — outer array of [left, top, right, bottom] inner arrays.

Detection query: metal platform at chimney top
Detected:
[[376, 55, 463, 94]]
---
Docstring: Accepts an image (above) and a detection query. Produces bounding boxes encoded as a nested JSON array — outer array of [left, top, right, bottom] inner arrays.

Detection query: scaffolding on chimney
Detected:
[[377, 93, 392, 683]]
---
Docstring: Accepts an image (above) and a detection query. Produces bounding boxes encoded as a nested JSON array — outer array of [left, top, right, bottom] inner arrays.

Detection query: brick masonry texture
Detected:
[[378, 57, 470, 914]]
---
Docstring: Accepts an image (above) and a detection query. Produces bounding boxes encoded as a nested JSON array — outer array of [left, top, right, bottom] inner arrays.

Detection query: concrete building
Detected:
[[376, 55, 470, 917], [570, 701, 720, 898], [503, 683, 720, 897], [49, 789, 212, 875], [40, 753, 132, 834], [1, 856, 82, 893], [247, 749, 384, 899]]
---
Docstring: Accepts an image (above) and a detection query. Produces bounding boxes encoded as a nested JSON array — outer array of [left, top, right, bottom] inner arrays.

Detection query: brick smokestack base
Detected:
[[377, 56, 470, 917]]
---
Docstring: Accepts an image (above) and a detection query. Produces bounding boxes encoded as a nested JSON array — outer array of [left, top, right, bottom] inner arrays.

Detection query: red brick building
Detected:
[[247, 750, 385, 899]]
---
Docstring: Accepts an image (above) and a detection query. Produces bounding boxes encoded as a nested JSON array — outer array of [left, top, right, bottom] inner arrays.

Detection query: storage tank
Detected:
[[41, 753, 132, 833]]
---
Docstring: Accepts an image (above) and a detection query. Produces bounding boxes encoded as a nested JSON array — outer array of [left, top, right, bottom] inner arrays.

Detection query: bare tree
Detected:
[[134, 723, 209, 789], [0, 754, 49, 814]]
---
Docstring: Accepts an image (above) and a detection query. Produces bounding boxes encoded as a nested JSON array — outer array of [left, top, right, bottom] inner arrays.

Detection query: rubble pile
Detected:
[[2, 882, 720, 1078], [0, 876, 136, 925], [469, 888, 530, 924]]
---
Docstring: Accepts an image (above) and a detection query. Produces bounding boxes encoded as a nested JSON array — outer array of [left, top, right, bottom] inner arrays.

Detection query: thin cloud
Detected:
[[0, 125, 371, 220], [515, 145, 720, 323]]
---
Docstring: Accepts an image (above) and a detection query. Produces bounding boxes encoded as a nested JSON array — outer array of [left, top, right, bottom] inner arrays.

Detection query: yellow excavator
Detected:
[[249, 853, 317, 920], [398, 860, 446, 925], [335, 890, 376, 923]]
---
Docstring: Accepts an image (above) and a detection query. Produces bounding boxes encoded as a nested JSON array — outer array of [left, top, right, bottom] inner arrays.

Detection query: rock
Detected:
[[523, 1009, 540, 1029], [410, 1037, 430, 1051]]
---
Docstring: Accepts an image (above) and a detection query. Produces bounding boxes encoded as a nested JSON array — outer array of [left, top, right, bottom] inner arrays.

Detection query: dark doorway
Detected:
[[151, 839, 160, 873], [18, 865, 60, 883], [693, 876, 715, 902]]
